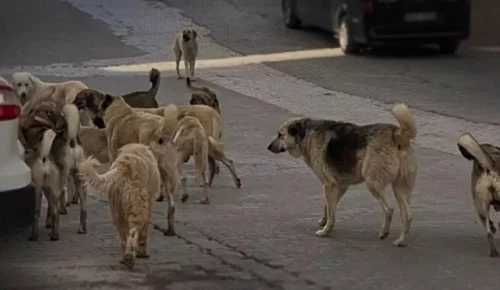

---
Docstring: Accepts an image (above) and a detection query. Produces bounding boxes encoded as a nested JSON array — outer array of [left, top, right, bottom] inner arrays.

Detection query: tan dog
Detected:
[[140, 105, 241, 189], [19, 101, 87, 240], [457, 133, 500, 257], [79, 143, 161, 269], [78, 126, 109, 164], [12, 72, 93, 126], [173, 27, 198, 80], [267, 104, 417, 247], [89, 93, 181, 236]]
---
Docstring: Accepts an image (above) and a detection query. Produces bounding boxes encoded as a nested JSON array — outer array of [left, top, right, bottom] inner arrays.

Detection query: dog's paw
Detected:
[[59, 208, 68, 215], [235, 178, 242, 188], [315, 229, 331, 238], [77, 228, 87, 235], [121, 254, 135, 270], [379, 231, 390, 240], [199, 198, 210, 204], [163, 228, 176, 236], [156, 196, 164, 202], [177, 76, 183, 79], [392, 238, 408, 248], [181, 194, 189, 203], [49, 233, 59, 241], [318, 217, 327, 227], [136, 252, 150, 259]]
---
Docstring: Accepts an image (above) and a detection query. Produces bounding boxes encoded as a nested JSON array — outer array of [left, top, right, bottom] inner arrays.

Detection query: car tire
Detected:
[[338, 15, 360, 55], [282, 0, 301, 29], [439, 39, 460, 55]]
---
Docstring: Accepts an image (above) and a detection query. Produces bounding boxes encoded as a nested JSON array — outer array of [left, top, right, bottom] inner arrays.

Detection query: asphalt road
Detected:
[[1, 0, 500, 289]]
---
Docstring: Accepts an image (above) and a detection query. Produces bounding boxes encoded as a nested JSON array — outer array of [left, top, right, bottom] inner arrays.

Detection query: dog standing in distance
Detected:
[[267, 103, 417, 247], [457, 133, 500, 257], [79, 143, 161, 269], [173, 27, 198, 81]]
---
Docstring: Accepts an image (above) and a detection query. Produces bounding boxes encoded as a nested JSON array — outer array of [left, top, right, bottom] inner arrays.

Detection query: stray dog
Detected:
[[120, 68, 161, 108], [267, 103, 417, 247], [173, 27, 198, 80], [19, 101, 86, 240], [186, 77, 220, 115], [78, 91, 181, 236], [78, 126, 109, 164], [12, 72, 93, 126], [457, 133, 500, 257], [141, 105, 241, 189], [173, 116, 210, 204], [79, 143, 161, 269]]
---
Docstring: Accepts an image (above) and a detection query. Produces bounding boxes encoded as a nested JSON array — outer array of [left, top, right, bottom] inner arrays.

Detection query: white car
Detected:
[[0, 79, 34, 231]]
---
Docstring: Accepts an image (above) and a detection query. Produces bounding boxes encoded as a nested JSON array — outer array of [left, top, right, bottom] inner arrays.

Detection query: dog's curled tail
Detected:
[[148, 68, 161, 97], [79, 157, 109, 197], [392, 103, 417, 148], [457, 133, 494, 171], [62, 103, 80, 148], [40, 129, 56, 162], [161, 104, 179, 141]]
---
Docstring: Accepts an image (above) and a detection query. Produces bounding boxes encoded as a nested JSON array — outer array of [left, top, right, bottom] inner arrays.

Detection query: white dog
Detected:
[[173, 27, 198, 81], [11, 72, 93, 126]]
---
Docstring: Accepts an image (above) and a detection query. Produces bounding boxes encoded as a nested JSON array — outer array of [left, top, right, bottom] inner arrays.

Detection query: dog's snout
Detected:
[[182, 34, 190, 41], [267, 140, 283, 153], [20, 92, 26, 98]]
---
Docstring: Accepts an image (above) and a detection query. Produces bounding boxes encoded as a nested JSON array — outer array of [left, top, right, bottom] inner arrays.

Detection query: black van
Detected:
[[282, 0, 471, 54]]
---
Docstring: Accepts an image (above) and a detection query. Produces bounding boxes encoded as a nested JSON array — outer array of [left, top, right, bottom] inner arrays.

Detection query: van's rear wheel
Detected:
[[282, 0, 301, 29], [338, 15, 360, 55]]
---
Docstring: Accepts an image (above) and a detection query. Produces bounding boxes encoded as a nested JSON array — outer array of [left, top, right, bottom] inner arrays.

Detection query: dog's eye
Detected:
[[277, 133, 283, 138], [24, 83, 29, 87], [158, 138, 164, 145], [17, 82, 22, 87]]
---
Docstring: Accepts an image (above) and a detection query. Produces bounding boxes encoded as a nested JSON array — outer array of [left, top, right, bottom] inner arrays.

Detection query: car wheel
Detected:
[[439, 39, 460, 55], [282, 0, 301, 29], [338, 15, 360, 55]]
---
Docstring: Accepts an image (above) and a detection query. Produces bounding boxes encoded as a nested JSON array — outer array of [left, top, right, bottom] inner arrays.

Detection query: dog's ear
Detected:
[[101, 94, 114, 111], [27, 75, 36, 88], [192, 30, 197, 39], [287, 120, 306, 140]]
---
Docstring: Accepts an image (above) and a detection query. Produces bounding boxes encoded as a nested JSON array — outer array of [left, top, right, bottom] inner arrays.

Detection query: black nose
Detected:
[[20, 92, 26, 98], [183, 34, 190, 41], [266, 143, 273, 152], [93, 117, 106, 129]]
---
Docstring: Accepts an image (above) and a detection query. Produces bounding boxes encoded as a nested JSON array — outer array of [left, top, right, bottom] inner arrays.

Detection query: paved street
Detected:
[[1, 0, 500, 289]]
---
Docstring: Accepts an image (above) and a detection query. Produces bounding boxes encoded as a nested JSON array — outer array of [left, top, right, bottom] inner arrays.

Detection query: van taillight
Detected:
[[362, 0, 374, 13], [0, 104, 21, 121]]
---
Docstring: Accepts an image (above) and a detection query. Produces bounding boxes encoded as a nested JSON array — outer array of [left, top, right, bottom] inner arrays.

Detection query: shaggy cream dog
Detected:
[[173, 27, 198, 80], [79, 143, 161, 269]]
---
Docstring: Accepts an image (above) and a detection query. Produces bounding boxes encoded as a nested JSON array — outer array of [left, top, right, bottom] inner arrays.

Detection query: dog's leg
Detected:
[[366, 182, 394, 240], [315, 184, 339, 237], [189, 59, 196, 81], [164, 185, 177, 236], [318, 186, 348, 227], [211, 151, 242, 188], [391, 182, 413, 247], [73, 168, 87, 234], [175, 48, 182, 79], [70, 173, 79, 204], [178, 163, 189, 203], [207, 157, 217, 187], [28, 186, 44, 241], [46, 186, 61, 241], [59, 188, 68, 215], [137, 222, 150, 259], [122, 226, 139, 270], [183, 59, 190, 82], [475, 199, 499, 257]]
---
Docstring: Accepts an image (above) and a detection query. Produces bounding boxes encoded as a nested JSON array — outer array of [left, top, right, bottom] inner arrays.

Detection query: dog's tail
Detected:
[[39, 129, 56, 162], [457, 133, 494, 171], [392, 103, 417, 148], [208, 136, 224, 153], [161, 104, 179, 141], [62, 103, 80, 148], [79, 157, 119, 197], [148, 68, 161, 97]]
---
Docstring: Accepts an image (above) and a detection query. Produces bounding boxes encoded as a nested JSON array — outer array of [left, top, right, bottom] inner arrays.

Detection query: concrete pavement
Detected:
[[1, 0, 500, 289]]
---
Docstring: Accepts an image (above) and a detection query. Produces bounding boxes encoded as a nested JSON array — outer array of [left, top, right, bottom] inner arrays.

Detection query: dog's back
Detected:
[[121, 69, 160, 108]]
